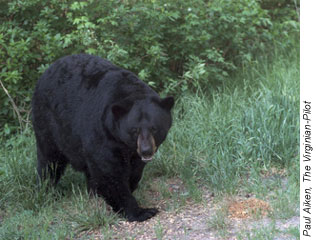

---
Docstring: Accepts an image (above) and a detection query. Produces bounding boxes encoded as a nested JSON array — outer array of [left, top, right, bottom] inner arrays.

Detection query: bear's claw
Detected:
[[126, 207, 159, 222]]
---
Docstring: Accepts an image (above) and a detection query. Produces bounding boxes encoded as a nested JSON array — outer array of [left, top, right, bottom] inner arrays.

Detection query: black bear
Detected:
[[32, 54, 174, 222]]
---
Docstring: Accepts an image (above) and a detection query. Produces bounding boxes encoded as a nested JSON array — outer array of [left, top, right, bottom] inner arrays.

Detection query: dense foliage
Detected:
[[0, 0, 299, 134]]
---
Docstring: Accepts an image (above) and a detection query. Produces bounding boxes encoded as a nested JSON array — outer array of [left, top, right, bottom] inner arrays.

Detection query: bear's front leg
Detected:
[[129, 154, 146, 192], [87, 167, 158, 222]]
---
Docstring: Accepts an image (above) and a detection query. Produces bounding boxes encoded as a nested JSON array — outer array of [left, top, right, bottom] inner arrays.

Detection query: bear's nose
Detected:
[[140, 145, 153, 157]]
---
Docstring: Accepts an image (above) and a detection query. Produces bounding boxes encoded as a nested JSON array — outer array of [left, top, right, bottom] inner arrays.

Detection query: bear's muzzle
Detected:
[[137, 129, 157, 162]]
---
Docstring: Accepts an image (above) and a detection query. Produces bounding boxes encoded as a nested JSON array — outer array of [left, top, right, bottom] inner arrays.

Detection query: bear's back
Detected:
[[32, 54, 157, 132]]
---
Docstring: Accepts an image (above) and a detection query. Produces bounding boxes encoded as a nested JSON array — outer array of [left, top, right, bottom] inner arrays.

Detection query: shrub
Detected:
[[0, 0, 299, 134]]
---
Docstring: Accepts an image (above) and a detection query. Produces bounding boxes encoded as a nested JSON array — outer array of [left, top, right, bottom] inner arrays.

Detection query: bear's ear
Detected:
[[111, 104, 129, 120], [160, 96, 174, 111]]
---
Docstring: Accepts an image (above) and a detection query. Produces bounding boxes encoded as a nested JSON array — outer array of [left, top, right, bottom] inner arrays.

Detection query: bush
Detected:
[[0, 0, 299, 134]]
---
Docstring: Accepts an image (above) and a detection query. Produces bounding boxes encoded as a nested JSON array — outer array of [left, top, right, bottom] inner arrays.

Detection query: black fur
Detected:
[[32, 54, 174, 222]]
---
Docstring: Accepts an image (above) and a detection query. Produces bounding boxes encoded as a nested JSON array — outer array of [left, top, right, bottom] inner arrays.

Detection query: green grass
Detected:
[[236, 220, 299, 240], [0, 47, 299, 238], [236, 221, 279, 240], [154, 220, 165, 240], [207, 207, 231, 238], [285, 226, 300, 239], [147, 47, 299, 193]]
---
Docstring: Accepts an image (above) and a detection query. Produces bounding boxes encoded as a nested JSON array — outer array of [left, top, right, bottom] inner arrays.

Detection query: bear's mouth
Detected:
[[141, 155, 154, 162]]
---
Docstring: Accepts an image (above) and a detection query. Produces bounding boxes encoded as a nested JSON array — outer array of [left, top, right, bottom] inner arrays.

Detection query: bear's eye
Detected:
[[130, 127, 139, 136]]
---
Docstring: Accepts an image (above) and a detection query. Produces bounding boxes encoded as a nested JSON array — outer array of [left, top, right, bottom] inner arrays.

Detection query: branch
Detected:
[[0, 79, 23, 131]]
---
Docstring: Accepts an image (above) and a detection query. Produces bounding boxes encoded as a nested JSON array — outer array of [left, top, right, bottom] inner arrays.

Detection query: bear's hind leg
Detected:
[[36, 141, 68, 186]]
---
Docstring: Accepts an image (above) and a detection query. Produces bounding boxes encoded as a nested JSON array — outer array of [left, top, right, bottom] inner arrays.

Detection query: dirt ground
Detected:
[[87, 178, 299, 240]]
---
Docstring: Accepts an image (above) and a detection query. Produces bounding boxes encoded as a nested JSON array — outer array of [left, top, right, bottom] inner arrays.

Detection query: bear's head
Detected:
[[111, 96, 174, 162]]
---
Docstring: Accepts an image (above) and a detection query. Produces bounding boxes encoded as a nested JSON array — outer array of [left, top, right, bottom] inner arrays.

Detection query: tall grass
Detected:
[[0, 47, 299, 238], [148, 48, 299, 192]]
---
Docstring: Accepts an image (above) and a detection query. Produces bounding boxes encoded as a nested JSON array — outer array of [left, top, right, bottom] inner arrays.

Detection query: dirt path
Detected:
[[108, 201, 298, 240], [88, 178, 299, 240]]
